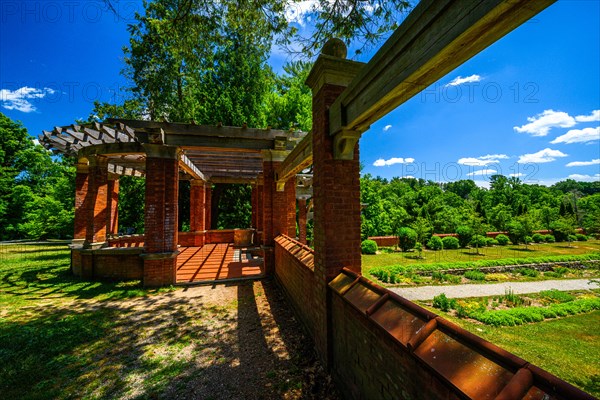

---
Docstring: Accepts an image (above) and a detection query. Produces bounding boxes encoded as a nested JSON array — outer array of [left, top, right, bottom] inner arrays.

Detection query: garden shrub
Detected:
[[464, 270, 486, 281], [427, 236, 443, 250], [576, 234, 588, 241], [442, 236, 459, 249], [397, 227, 417, 252], [544, 271, 560, 278], [470, 235, 487, 248], [485, 273, 509, 281], [539, 289, 575, 303], [456, 226, 474, 248], [361, 239, 378, 255], [524, 236, 532, 244], [568, 234, 578, 242], [516, 267, 539, 277], [495, 234, 510, 246], [544, 234, 556, 243], [432, 293, 455, 311], [532, 233, 545, 243], [486, 237, 498, 246]]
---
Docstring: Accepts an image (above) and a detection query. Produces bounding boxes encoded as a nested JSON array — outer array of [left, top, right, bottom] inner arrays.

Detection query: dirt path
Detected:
[[390, 278, 600, 301]]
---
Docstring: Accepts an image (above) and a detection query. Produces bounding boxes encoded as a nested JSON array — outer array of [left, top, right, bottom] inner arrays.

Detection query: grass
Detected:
[[0, 243, 333, 400], [362, 240, 600, 285]]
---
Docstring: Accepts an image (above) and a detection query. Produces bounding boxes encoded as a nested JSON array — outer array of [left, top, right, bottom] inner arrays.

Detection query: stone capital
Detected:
[[305, 54, 365, 95]]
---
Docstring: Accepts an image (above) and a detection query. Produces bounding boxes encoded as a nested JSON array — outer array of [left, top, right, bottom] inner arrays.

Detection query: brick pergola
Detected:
[[40, 119, 311, 286]]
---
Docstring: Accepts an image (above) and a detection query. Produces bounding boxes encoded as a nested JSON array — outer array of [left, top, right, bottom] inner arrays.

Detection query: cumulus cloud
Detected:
[[514, 109, 576, 137], [550, 127, 600, 144], [458, 154, 508, 166], [518, 148, 568, 164], [467, 168, 497, 177], [445, 74, 482, 87], [383, 124, 392, 132], [567, 173, 600, 181], [373, 157, 415, 167], [0, 86, 56, 113], [285, 1, 318, 25], [566, 159, 600, 167], [575, 110, 600, 122]]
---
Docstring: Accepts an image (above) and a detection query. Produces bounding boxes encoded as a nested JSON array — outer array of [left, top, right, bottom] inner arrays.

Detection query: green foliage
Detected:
[[532, 233, 545, 243], [464, 270, 486, 281], [433, 293, 455, 312], [569, 234, 578, 242], [431, 272, 461, 284], [495, 234, 510, 246], [215, 184, 252, 229], [516, 268, 539, 277], [442, 236, 459, 249], [545, 234, 556, 243], [551, 218, 576, 242], [361, 239, 378, 255], [426, 236, 443, 250], [486, 237, 498, 246], [456, 226, 474, 248], [470, 235, 487, 247], [576, 234, 588, 241], [539, 290, 575, 303], [118, 176, 145, 234], [397, 227, 417, 252], [414, 242, 423, 258]]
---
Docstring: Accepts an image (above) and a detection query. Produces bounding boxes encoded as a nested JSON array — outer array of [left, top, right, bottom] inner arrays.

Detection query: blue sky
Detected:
[[1, 0, 599, 187]]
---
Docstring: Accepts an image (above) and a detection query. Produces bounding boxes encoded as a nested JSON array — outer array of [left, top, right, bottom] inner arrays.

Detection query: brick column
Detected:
[[284, 178, 296, 237], [251, 185, 257, 228], [256, 179, 264, 245], [261, 152, 287, 273], [298, 198, 307, 244], [142, 145, 180, 287], [73, 159, 89, 243], [205, 184, 212, 231], [84, 155, 109, 248], [107, 178, 119, 236], [306, 43, 364, 367], [190, 180, 206, 246]]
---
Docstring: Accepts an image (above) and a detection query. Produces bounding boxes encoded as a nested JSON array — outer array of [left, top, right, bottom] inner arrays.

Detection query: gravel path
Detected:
[[390, 278, 600, 301]]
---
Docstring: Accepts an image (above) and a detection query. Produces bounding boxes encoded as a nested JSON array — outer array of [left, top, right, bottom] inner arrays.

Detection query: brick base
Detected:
[[143, 257, 177, 287]]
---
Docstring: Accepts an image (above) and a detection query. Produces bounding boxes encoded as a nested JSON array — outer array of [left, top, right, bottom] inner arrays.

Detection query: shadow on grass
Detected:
[[0, 279, 337, 400]]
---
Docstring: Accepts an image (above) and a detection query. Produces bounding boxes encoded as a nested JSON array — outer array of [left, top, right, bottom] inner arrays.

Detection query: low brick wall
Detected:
[[368, 236, 398, 247], [178, 231, 205, 247], [328, 268, 593, 400], [205, 229, 235, 244], [274, 235, 318, 339], [108, 235, 145, 248], [72, 247, 144, 281]]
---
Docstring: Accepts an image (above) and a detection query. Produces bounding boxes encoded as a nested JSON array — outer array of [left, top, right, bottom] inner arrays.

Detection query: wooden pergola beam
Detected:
[[329, 0, 557, 137], [276, 131, 312, 185], [179, 154, 207, 181]]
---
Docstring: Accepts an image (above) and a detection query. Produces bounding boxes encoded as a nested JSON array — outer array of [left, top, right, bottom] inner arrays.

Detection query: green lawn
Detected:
[[362, 240, 600, 283], [421, 306, 600, 397]]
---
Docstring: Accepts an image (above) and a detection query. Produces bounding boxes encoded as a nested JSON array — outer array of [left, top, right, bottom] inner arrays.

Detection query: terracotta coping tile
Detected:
[[343, 282, 382, 314]]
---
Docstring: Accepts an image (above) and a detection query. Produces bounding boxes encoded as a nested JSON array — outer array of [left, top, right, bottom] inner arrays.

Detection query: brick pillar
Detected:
[[306, 45, 364, 367], [73, 160, 89, 243], [256, 180, 264, 245], [205, 184, 212, 231], [190, 180, 206, 246], [142, 145, 180, 287], [298, 198, 307, 244], [251, 185, 257, 228], [84, 155, 109, 248], [107, 178, 119, 236], [284, 178, 296, 237], [261, 152, 287, 273]]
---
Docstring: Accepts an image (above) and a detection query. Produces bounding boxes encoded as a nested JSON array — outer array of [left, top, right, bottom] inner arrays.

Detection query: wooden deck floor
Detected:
[[176, 243, 264, 283]]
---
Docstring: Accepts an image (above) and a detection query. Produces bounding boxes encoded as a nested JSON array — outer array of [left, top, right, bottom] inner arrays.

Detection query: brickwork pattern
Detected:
[[85, 159, 109, 245], [74, 172, 88, 240], [284, 179, 297, 238], [190, 181, 206, 232], [205, 186, 212, 230], [298, 199, 307, 244], [107, 179, 119, 236]]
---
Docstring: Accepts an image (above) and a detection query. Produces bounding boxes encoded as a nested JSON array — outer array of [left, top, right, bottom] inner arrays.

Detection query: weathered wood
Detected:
[[276, 131, 313, 184], [209, 176, 257, 184], [179, 154, 207, 181], [329, 0, 557, 135]]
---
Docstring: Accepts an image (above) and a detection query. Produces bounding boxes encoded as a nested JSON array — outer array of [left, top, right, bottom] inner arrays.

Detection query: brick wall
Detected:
[[327, 268, 593, 400], [71, 248, 143, 280], [178, 231, 205, 247], [274, 235, 317, 336], [108, 235, 145, 248], [205, 229, 235, 244]]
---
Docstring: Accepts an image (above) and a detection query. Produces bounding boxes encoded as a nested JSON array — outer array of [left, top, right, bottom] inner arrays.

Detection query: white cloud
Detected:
[[458, 154, 508, 166], [518, 148, 568, 164], [285, 1, 318, 25], [373, 157, 415, 167], [575, 110, 600, 122], [383, 124, 392, 132], [566, 159, 600, 167], [445, 74, 482, 87], [567, 173, 600, 181], [0, 86, 56, 113], [467, 168, 497, 177], [550, 126, 600, 144], [509, 173, 525, 177], [514, 109, 576, 137]]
